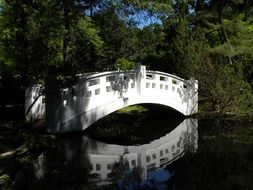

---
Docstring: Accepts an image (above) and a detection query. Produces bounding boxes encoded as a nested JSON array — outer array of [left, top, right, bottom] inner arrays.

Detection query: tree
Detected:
[[161, 0, 253, 113], [0, 0, 104, 86]]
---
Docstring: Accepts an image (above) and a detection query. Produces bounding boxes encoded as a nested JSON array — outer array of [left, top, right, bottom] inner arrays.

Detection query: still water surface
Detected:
[[32, 119, 197, 190], [15, 113, 253, 190]]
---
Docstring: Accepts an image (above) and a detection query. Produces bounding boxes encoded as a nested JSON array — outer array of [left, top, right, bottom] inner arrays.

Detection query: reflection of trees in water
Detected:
[[15, 119, 198, 189], [21, 138, 93, 189], [169, 120, 253, 190], [111, 159, 143, 189], [182, 121, 198, 153], [85, 119, 197, 189], [108, 150, 143, 189]]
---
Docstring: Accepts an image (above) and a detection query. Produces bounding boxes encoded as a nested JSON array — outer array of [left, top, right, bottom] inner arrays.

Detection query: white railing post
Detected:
[[136, 65, 146, 95]]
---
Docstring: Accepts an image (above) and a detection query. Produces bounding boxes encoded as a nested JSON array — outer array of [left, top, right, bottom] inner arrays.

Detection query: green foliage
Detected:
[[0, 0, 104, 86], [93, 7, 132, 69], [115, 58, 135, 70], [160, 0, 253, 114], [210, 15, 253, 57], [78, 17, 104, 54]]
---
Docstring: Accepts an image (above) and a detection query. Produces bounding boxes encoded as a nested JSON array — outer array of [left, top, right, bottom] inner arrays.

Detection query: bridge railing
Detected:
[[144, 70, 197, 116], [67, 69, 189, 99], [58, 66, 197, 114], [143, 70, 192, 101]]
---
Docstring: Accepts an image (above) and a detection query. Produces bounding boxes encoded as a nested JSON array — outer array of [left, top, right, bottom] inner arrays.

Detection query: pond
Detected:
[[12, 106, 253, 190]]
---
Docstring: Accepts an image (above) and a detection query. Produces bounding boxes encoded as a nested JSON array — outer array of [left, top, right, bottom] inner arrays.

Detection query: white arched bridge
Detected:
[[25, 65, 198, 133]]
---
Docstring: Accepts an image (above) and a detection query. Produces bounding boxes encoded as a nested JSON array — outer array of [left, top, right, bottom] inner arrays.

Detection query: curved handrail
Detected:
[[146, 70, 186, 83], [78, 70, 136, 81], [77, 69, 189, 86]]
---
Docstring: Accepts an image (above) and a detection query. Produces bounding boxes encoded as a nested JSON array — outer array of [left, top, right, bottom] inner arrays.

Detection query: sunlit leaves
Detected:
[[78, 17, 103, 54], [115, 57, 135, 70], [0, 0, 106, 82], [211, 15, 253, 57]]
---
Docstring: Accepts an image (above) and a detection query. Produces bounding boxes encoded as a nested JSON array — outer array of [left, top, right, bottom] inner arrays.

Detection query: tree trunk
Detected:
[[45, 76, 60, 131]]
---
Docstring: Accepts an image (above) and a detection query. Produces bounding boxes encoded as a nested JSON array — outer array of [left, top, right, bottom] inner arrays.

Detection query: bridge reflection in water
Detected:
[[34, 119, 198, 187]]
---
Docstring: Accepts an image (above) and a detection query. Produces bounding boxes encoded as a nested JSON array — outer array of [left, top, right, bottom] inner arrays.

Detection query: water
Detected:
[[12, 113, 253, 190], [32, 119, 197, 190], [170, 118, 253, 190]]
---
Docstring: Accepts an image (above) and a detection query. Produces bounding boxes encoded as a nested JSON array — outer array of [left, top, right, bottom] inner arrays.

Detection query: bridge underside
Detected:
[[49, 95, 192, 133]]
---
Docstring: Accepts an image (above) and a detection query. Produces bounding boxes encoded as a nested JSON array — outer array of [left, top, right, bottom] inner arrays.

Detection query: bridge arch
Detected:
[[26, 66, 198, 133]]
